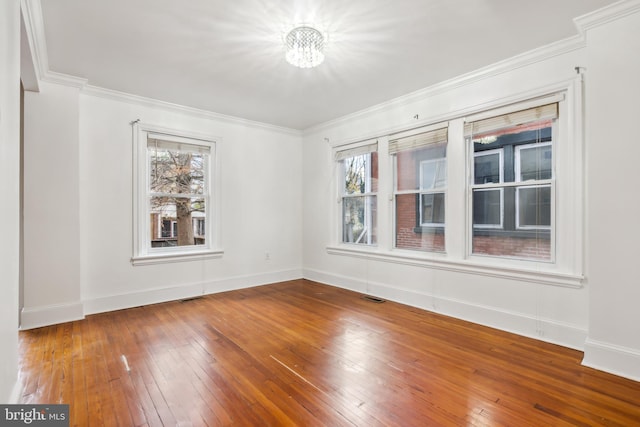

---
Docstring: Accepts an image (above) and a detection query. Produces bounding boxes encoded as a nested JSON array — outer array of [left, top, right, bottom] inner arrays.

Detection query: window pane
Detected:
[[470, 117, 553, 261], [342, 196, 377, 244], [421, 159, 447, 190], [395, 193, 444, 252], [473, 189, 501, 226], [519, 144, 552, 181], [343, 152, 378, 195], [150, 147, 205, 195], [150, 196, 205, 247], [397, 144, 446, 192], [472, 233, 550, 260], [421, 193, 445, 225], [474, 152, 501, 184], [518, 186, 551, 228]]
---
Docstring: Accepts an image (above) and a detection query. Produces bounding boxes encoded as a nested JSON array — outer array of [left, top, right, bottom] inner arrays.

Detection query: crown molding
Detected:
[[574, 0, 640, 34], [304, 34, 586, 135], [20, 0, 47, 82], [82, 84, 301, 136]]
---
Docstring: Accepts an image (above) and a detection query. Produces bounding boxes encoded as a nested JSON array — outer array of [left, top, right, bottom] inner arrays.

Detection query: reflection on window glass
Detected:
[[473, 189, 502, 227], [421, 193, 445, 225], [518, 144, 552, 181], [394, 142, 447, 252], [421, 158, 447, 190], [517, 186, 551, 228], [470, 118, 553, 261], [474, 151, 502, 184]]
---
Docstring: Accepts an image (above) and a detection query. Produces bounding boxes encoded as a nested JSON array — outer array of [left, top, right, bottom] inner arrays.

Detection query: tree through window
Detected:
[[148, 139, 207, 248], [132, 123, 218, 264]]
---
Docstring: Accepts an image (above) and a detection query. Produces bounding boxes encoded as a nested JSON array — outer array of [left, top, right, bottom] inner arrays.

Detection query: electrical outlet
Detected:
[[265, 252, 270, 261]]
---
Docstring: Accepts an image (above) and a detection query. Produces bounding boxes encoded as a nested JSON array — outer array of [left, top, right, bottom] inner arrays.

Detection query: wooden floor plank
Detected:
[[17, 279, 640, 426]]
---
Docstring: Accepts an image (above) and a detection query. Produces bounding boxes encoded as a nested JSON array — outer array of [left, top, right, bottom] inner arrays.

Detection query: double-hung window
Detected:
[[336, 142, 378, 245], [133, 123, 221, 264], [390, 126, 448, 252], [466, 103, 557, 261]]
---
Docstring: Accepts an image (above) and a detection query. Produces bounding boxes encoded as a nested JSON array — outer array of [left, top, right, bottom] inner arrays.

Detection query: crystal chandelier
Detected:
[[285, 26, 325, 68]]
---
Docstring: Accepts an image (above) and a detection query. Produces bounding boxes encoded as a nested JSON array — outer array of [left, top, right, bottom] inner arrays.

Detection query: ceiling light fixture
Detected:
[[285, 26, 325, 69]]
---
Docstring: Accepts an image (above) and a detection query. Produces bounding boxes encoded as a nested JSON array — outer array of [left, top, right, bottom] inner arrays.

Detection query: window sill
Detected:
[[132, 249, 224, 266], [326, 245, 583, 288]]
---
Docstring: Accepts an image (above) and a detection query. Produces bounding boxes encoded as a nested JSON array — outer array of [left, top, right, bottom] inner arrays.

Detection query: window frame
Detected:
[[132, 122, 223, 265], [472, 187, 504, 229], [515, 141, 553, 182], [390, 126, 448, 253], [466, 102, 558, 263], [336, 143, 378, 246], [472, 148, 505, 229]]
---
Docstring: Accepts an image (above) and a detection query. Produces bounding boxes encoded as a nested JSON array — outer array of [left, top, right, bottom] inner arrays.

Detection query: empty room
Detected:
[[2, 0, 640, 425]]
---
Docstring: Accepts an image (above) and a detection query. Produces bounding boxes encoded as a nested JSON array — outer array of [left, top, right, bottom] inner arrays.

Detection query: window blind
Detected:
[[464, 103, 558, 137], [389, 127, 448, 154], [148, 137, 211, 154], [334, 141, 378, 161]]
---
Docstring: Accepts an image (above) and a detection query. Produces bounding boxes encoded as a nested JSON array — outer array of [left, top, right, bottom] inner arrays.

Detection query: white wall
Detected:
[[21, 84, 303, 325], [22, 81, 83, 328], [302, 1, 640, 382], [0, 0, 21, 403], [582, 3, 640, 381], [78, 93, 303, 313], [302, 44, 590, 351]]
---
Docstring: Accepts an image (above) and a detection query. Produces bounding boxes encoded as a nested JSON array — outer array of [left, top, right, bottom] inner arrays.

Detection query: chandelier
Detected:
[[285, 26, 325, 68]]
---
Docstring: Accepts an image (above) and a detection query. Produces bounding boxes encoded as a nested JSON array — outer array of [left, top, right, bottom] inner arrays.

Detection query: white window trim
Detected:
[[473, 148, 504, 184], [132, 122, 223, 265], [471, 187, 504, 229], [515, 141, 553, 182]]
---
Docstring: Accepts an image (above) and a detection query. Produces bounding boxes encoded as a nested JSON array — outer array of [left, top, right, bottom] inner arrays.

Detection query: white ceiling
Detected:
[[38, 0, 617, 130]]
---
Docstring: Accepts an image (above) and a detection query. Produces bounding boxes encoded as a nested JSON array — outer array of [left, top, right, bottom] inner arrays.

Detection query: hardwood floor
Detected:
[[18, 279, 640, 426]]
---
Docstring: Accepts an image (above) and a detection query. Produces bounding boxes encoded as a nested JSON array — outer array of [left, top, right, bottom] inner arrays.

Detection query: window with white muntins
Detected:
[[132, 123, 222, 265]]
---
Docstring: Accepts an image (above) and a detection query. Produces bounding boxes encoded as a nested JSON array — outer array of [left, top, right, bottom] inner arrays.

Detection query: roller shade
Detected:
[[335, 141, 378, 161], [148, 137, 211, 154], [464, 103, 558, 137], [389, 127, 448, 154]]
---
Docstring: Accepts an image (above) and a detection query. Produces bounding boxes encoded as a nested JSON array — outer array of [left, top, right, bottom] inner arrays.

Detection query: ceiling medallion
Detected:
[[285, 26, 325, 69]]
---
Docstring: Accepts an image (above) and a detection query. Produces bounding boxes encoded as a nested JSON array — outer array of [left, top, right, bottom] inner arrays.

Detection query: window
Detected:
[[336, 142, 378, 245], [328, 90, 582, 286], [133, 123, 221, 264], [466, 103, 556, 261], [391, 127, 448, 252]]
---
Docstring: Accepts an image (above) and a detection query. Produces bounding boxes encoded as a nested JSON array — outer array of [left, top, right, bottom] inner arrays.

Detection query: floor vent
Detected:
[[180, 296, 203, 303], [362, 295, 386, 303]]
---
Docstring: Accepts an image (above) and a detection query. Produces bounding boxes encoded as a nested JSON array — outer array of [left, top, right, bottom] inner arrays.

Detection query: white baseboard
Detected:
[[582, 338, 640, 382], [84, 268, 303, 316], [303, 268, 587, 351], [20, 302, 84, 330]]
